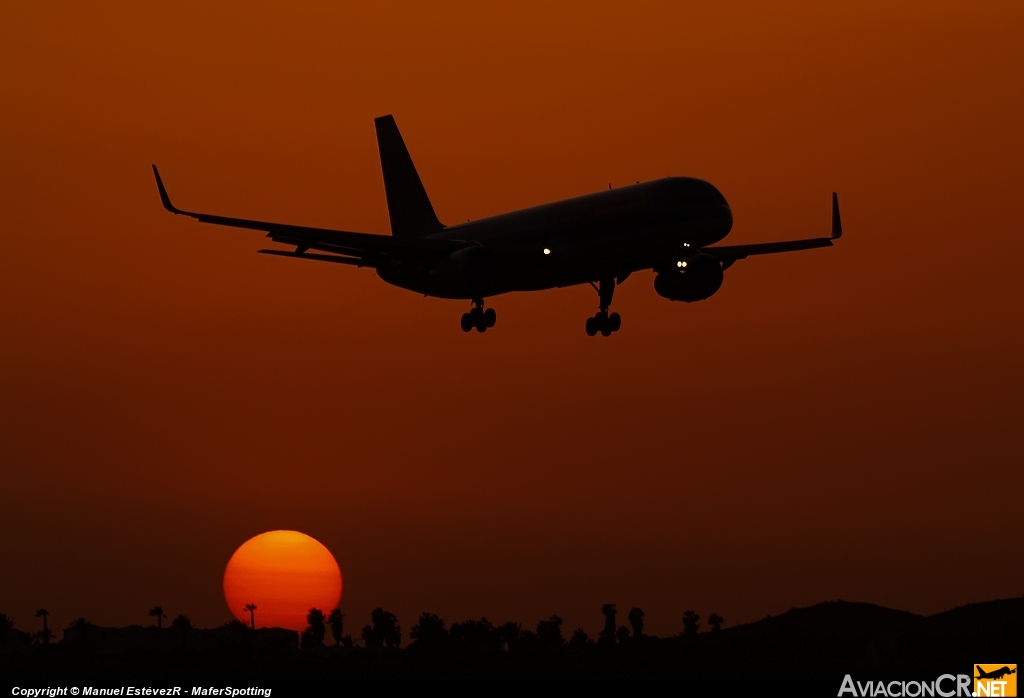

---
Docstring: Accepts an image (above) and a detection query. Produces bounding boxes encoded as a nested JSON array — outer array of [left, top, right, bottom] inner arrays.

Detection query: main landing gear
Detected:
[[461, 298, 496, 333], [585, 278, 621, 337]]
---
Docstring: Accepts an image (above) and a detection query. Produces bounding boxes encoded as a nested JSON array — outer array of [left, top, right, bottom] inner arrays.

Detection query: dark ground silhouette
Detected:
[[2, 598, 1021, 685]]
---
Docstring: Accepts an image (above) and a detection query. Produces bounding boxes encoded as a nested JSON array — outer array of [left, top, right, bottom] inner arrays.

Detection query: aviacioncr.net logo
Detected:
[[974, 664, 1017, 697], [838, 674, 973, 697]]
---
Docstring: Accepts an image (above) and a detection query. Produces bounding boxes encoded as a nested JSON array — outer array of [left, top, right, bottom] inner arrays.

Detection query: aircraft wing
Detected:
[[152, 165, 464, 267], [704, 192, 843, 266]]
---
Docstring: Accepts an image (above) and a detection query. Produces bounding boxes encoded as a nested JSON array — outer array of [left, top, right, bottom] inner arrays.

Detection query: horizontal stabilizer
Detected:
[[257, 249, 372, 267]]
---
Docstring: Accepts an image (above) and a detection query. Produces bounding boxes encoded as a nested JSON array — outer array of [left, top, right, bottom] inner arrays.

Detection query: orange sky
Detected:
[[1, 1, 1022, 638]]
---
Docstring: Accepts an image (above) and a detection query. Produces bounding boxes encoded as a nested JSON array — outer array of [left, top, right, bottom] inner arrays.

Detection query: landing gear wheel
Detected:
[[585, 277, 622, 336], [586, 309, 621, 337], [461, 301, 495, 333], [468, 307, 485, 332]]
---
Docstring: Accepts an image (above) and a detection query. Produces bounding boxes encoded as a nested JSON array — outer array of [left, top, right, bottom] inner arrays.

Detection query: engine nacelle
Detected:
[[434, 246, 495, 284], [654, 254, 724, 302]]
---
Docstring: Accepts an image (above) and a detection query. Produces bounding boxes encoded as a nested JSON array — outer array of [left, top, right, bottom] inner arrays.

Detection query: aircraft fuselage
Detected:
[[376, 177, 733, 299]]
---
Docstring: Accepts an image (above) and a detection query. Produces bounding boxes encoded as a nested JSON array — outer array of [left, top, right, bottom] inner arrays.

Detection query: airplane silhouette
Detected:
[[976, 666, 1017, 680], [153, 115, 842, 335]]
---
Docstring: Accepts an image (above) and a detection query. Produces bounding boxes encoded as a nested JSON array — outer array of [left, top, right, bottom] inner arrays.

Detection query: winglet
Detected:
[[152, 165, 184, 215], [831, 192, 842, 239]]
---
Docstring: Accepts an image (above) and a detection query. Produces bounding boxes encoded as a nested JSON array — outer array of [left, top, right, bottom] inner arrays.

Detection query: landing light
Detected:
[[677, 261, 687, 268], [684, 243, 690, 248], [543, 248, 551, 255]]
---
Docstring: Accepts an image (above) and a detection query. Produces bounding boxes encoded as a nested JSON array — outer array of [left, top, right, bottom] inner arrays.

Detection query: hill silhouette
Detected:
[[2, 597, 1020, 686], [924, 598, 1024, 635], [719, 600, 923, 640]]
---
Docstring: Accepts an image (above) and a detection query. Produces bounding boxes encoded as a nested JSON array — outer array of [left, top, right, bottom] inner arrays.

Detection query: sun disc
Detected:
[[223, 530, 342, 631]]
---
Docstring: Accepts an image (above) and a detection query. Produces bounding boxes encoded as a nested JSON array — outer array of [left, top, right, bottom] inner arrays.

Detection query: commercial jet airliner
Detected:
[[153, 115, 842, 336]]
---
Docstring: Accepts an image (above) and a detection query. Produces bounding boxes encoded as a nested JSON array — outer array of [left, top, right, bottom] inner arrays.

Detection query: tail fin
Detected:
[[374, 115, 444, 238]]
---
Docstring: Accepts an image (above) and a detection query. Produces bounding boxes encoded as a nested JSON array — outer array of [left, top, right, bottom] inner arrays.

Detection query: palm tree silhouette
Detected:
[[628, 607, 645, 637], [600, 604, 617, 644], [302, 608, 326, 649], [148, 606, 166, 630], [362, 608, 401, 649], [35, 609, 52, 645], [244, 603, 257, 631], [683, 610, 700, 635], [66, 617, 96, 644], [327, 609, 344, 645]]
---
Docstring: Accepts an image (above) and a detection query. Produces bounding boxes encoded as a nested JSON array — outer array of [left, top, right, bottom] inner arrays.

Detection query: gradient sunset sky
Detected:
[[1, 1, 1021, 638]]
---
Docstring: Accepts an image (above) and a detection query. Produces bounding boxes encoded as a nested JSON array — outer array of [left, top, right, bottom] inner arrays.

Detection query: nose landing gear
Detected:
[[585, 278, 621, 336], [461, 298, 496, 333]]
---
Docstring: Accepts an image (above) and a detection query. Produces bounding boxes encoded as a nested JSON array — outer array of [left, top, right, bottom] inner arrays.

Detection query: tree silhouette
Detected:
[[496, 621, 521, 651], [171, 614, 192, 647], [221, 619, 248, 635], [410, 612, 448, 648], [219, 618, 248, 647], [628, 607, 645, 637], [0, 614, 15, 644], [683, 610, 701, 635], [327, 609, 344, 646], [35, 609, 52, 645], [536, 615, 565, 651], [361, 608, 401, 649], [616, 625, 631, 644], [568, 627, 590, 650], [301, 608, 326, 649], [148, 606, 166, 630], [65, 617, 96, 645], [600, 604, 617, 644], [449, 618, 500, 651], [708, 613, 724, 632], [244, 603, 257, 631]]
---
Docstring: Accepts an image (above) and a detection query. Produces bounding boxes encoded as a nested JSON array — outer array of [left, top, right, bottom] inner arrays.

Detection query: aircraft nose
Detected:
[[718, 204, 733, 234]]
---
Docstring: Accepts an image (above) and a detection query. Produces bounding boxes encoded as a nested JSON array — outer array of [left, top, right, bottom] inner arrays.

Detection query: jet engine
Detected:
[[434, 245, 495, 284], [654, 254, 724, 302]]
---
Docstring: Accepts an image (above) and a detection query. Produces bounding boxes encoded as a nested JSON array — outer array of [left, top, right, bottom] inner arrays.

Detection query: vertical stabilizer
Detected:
[[374, 115, 444, 238]]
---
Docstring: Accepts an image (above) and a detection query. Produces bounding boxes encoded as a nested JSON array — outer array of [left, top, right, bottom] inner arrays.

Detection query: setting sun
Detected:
[[223, 531, 342, 631]]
